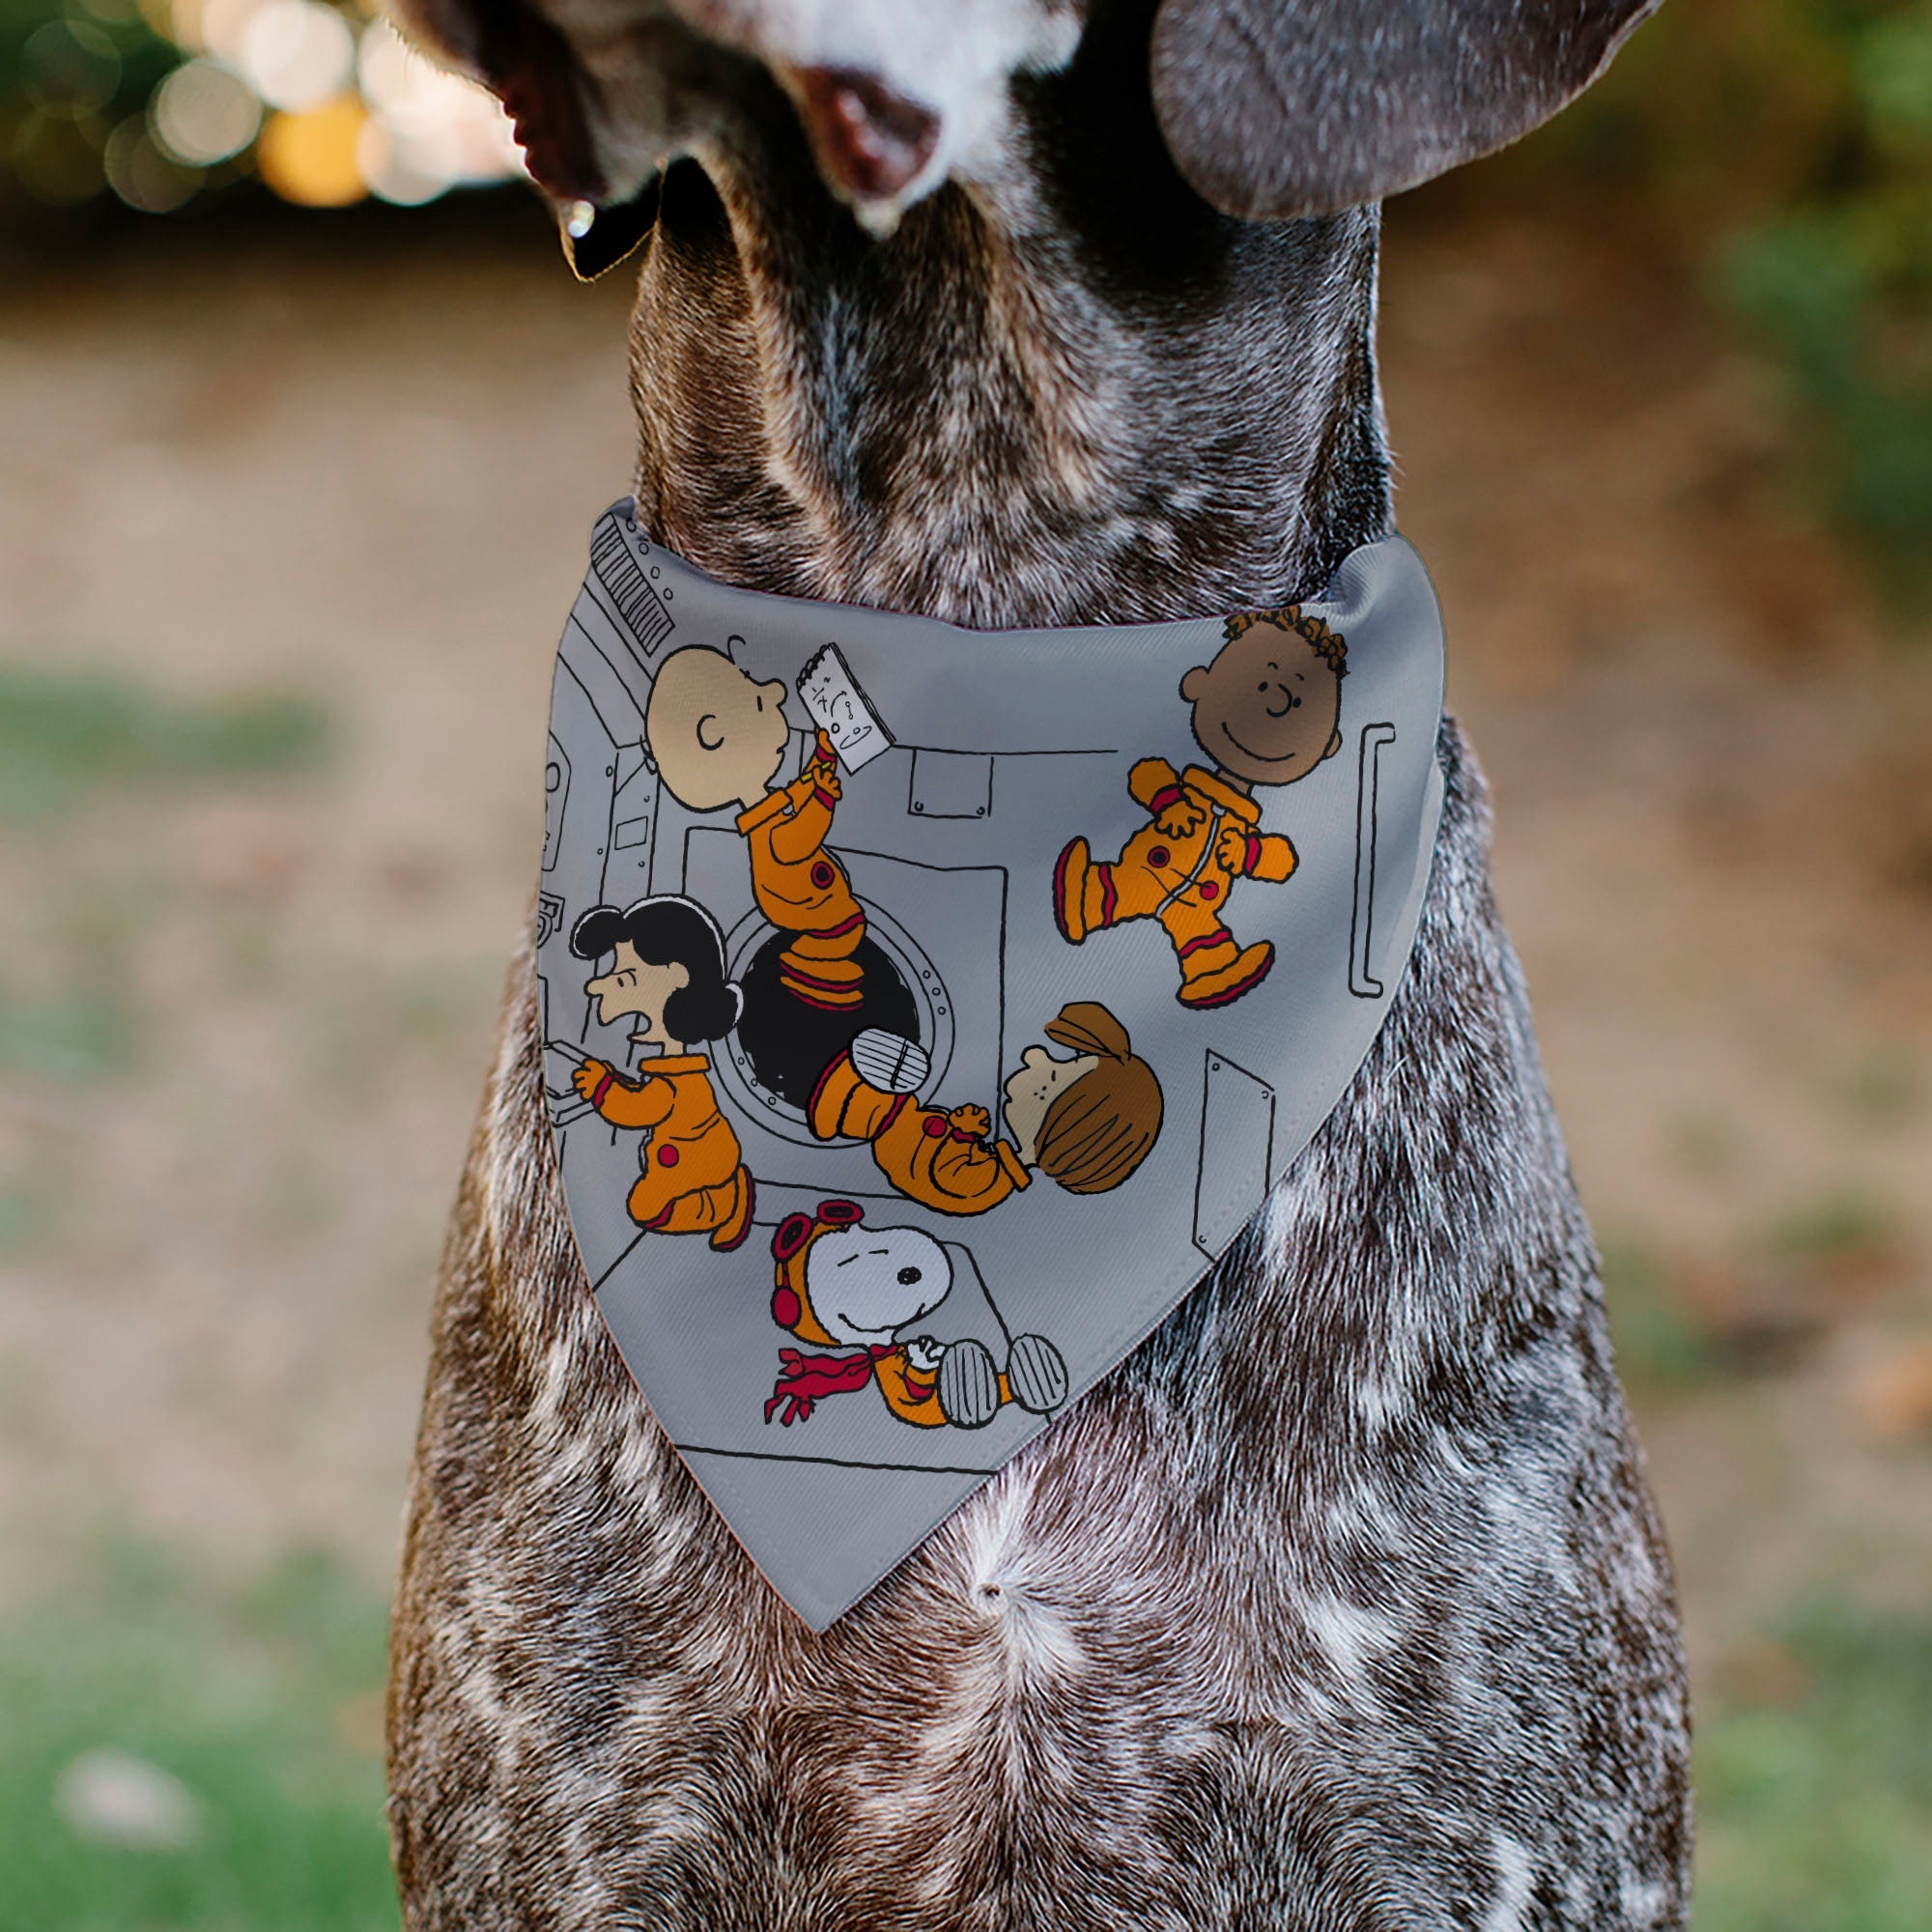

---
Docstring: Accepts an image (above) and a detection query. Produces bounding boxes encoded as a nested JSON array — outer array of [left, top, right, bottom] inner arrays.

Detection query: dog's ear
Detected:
[[1150, 0, 1662, 219]]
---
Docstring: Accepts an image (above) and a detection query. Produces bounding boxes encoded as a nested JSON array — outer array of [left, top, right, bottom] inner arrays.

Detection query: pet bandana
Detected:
[[538, 501, 1445, 1628]]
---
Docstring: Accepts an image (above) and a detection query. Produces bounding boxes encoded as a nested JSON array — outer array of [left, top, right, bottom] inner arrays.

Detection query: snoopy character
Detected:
[[764, 1201, 1069, 1431]]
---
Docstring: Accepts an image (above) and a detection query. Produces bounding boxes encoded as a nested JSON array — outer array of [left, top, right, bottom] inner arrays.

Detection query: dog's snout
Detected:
[[793, 67, 940, 204]]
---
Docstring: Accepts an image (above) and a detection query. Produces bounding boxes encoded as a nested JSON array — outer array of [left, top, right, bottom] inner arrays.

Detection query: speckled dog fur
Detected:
[[384, 1, 1692, 1924]]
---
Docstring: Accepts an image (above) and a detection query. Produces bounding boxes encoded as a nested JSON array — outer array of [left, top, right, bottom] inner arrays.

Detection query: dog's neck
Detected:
[[623, 39, 1391, 630]]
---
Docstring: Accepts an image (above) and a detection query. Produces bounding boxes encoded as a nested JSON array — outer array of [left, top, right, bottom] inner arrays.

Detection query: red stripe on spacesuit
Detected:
[[1099, 865, 1117, 926], [785, 985, 864, 1012], [782, 961, 864, 991], [806, 1053, 847, 1122], [781, 961, 867, 1009], [807, 911, 864, 941], [1183, 953, 1274, 1007], [1177, 927, 1232, 960]]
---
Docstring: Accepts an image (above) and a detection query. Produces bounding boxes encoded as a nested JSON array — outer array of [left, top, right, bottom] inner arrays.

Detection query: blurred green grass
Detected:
[[1697, 1599, 1932, 1932], [1602, 1234, 1729, 1391], [0, 659, 336, 1243], [0, 1543, 397, 1932], [0, 988, 140, 1083], [0, 663, 332, 826], [1602, 1162, 1915, 1396]]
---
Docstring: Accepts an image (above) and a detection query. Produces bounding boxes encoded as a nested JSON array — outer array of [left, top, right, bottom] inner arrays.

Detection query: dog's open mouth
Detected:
[[559, 177, 662, 280], [461, 0, 603, 202], [789, 67, 939, 207], [405, 0, 952, 274], [422, 0, 654, 276]]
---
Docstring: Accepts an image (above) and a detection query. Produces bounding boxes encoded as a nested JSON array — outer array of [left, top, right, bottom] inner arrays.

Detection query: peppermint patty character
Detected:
[[1053, 606, 1346, 1009], [807, 1003, 1162, 1215]]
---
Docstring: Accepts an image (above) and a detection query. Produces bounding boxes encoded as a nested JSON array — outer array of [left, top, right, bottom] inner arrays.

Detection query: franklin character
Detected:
[[1054, 607, 1346, 1008]]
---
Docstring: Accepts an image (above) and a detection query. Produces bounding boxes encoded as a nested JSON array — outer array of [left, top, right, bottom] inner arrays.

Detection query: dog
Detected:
[[384, 2, 1693, 1925]]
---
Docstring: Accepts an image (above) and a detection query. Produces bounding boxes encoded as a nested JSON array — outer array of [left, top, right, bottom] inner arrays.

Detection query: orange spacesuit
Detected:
[[1054, 758, 1295, 1009], [807, 1055, 1031, 1216], [577, 1052, 755, 1250], [734, 732, 867, 1009]]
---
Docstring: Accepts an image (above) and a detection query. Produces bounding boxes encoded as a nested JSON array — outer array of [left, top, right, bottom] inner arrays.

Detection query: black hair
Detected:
[[568, 895, 744, 1045]]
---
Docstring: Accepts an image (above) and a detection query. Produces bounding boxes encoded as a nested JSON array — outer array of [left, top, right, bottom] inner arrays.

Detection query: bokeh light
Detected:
[[4, 0, 526, 213], [12, 101, 108, 205], [103, 113, 200, 210], [255, 92, 365, 206], [151, 57, 260, 165], [237, 0, 355, 113], [23, 18, 123, 112]]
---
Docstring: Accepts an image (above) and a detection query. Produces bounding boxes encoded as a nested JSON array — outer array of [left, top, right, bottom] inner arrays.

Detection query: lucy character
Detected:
[[807, 1002, 1162, 1215], [645, 644, 867, 1010], [1054, 606, 1347, 1008], [763, 1202, 1069, 1430], [567, 895, 756, 1252]]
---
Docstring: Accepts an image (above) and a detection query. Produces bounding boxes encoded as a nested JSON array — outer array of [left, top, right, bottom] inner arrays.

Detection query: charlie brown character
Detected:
[[566, 895, 755, 1252], [807, 1003, 1162, 1215], [762, 1202, 1069, 1430], [1053, 606, 1347, 1008], [646, 644, 867, 1010]]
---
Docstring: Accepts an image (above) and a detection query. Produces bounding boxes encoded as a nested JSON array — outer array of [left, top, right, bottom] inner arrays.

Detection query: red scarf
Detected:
[[765, 1344, 898, 1426]]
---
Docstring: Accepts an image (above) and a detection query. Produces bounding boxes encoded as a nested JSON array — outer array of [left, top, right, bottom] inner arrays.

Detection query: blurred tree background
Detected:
[[4, 0, 1930, 584], [0, 0, 516, 216], [1541, 0, 1932, 596], [2, 4, 1929, 1930]]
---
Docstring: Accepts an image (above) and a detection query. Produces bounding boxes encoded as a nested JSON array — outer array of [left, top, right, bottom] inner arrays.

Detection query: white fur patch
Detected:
[[1482, 1831, 1535, 1932], [1305, 1594, 1400, 1686]]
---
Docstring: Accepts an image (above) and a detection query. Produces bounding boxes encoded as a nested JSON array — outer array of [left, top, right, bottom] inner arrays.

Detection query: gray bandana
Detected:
[[538, 502, 1445, 1628]]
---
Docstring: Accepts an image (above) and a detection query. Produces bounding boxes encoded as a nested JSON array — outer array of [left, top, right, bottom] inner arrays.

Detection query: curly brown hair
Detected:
[[1223, 605, 1348, 676]]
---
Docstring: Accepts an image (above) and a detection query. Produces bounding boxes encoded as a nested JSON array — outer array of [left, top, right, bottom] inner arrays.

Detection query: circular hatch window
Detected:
[[716, 901, 955, 1146]]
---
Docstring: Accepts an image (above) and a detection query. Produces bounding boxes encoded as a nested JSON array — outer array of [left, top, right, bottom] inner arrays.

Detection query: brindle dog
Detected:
[[382, 2, 1692, 1925]]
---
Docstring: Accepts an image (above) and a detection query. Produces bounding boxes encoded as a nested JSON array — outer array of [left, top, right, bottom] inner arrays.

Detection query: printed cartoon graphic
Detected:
[[764, 1201, 1070, 1430], [796, 643, 895, 771], [1053, 606, 1348, 1008], [555, 895, 756, 1251], [645, 644, 869, 1010], [806, 1003, 1162, 1214], [1349, 721, 1399, 999]]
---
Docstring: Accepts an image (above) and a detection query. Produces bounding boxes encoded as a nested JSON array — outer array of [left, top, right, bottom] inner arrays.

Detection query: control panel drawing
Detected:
[[1193, 1050, 1277, 1259], [1350, 722, 1399, 998]]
